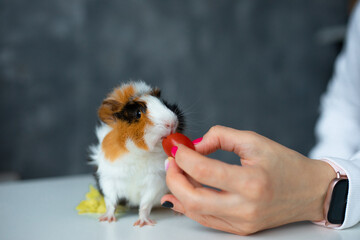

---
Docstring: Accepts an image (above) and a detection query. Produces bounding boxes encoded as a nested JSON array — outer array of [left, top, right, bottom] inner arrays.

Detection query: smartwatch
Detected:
[[315, 159, 349, 227], [324, 171, 348, 226]]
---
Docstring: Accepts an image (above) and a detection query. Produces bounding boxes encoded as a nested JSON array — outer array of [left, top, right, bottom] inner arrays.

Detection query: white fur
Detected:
[[141, 95, 178, 151], [89, 83, 179, 225], [88, 124, 112, 166], [132, 81, 152, 95], [118, 81, 152, 98]]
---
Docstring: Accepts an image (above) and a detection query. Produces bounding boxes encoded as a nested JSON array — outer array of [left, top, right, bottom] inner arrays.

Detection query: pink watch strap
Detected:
[[313, 158, 347, 228]]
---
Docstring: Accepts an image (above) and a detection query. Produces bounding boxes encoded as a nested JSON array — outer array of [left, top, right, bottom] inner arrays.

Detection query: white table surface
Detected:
[[0, 174, 359, 240]]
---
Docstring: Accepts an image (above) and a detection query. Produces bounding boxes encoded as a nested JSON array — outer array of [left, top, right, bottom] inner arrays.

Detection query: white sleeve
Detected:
[[309, 2, 360, 229]]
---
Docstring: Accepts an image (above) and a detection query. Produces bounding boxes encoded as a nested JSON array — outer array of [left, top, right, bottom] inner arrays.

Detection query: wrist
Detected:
[[305, 159, 337, 222]]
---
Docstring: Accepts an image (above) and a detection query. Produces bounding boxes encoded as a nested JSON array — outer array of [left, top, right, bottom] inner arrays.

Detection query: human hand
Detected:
[[161, 125, 336, 235]]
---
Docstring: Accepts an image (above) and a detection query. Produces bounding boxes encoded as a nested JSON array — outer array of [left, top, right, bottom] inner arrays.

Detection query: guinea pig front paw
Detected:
[[133, 218, 156, 227], [99, 212, 116, 223]]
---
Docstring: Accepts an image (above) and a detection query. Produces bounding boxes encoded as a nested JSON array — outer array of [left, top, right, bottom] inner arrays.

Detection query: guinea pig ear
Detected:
[[98, 99, 122, 124], [150, 88, 161, 98]]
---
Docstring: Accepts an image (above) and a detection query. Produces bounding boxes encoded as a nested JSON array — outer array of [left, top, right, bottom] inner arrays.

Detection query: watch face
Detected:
[[327, 179, 349, 224]]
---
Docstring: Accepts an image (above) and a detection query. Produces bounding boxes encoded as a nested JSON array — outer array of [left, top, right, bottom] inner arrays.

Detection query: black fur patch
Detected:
[[162, 99, 185, 133], [114, 101, 147, 123], [150, 88, 161, 98]]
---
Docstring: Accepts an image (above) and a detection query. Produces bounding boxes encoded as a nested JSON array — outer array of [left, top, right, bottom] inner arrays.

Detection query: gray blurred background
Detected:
[[0, 0, 355, 180]]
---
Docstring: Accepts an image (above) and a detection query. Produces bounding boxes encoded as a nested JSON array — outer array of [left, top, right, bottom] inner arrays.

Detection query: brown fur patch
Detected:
[[101, 128, 128, 161], [112, 85, 136, 104], [99, 84, 154, 162], [98, 99, 121, 124], [98, 85, 135, 125]]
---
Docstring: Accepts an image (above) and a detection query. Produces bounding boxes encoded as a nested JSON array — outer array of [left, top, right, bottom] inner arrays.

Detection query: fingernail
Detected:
[[161, 201, 174, 209], [192, 137, 203, 145], [165, 157, 174, 171], [171, 146, 178, 157], [164, 158, 169, 171]]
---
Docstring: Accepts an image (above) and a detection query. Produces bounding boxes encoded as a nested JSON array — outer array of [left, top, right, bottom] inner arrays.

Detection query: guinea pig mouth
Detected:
[[160, 132, 173, 140], [160, 128, 176, 140]]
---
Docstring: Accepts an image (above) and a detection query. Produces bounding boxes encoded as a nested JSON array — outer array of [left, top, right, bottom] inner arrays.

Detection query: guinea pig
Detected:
[[89, 81, 185, 227]]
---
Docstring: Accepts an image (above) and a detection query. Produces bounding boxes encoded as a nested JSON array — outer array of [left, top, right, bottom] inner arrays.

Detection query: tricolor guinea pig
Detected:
[[89, 81, 185, 227]]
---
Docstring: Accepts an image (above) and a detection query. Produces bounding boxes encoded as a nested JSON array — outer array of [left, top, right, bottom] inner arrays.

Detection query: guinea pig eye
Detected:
[[136, 110, 142, 119]]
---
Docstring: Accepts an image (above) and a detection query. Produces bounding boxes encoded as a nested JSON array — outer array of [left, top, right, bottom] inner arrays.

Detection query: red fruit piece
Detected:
[[162, 133, 195, 157]]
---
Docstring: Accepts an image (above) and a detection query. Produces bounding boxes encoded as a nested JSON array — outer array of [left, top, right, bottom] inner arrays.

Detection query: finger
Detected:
[[161, 194, 185, 213], [161, 189, 238, 218], [166, 157, 233, 215], [183, 212, 248, 235], [186, 174, 203, 188], [165, 157, 198, 202], [194, 125, 261, 158], [168, 156, 202, 188], [175, 144, 254, 192]]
